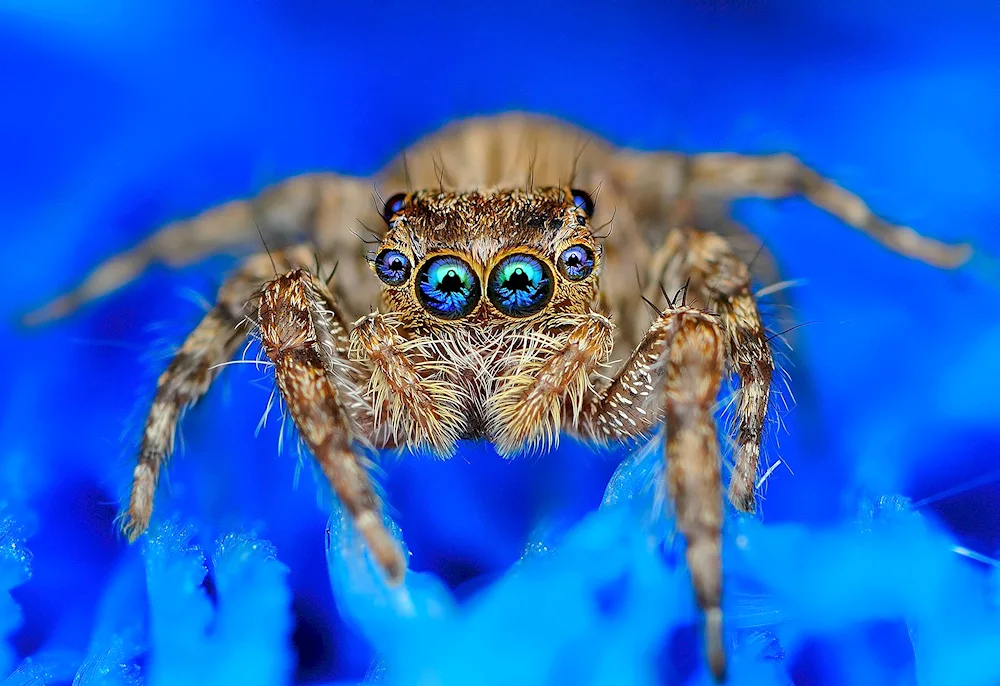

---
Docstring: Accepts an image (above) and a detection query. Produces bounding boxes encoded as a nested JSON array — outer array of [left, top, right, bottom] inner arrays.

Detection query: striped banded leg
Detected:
[[256, 269, 403, 581], [613, 148, 972, 269], [580, 307, 728, 681], [124, 247, 315, 540], [25, 172, 372, 325], [661, 229, 775, 513]]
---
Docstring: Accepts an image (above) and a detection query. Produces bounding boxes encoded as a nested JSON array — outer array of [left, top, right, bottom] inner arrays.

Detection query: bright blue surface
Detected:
[[2, 2, 999, 684]]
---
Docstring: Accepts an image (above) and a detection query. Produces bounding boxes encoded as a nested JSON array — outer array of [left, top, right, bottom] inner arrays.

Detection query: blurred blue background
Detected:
[[1, 1, 999, 684]]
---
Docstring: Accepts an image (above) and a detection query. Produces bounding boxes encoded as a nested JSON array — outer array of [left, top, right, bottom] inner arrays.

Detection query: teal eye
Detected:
[[416, 255, 481, 319], [487, 254, 554, 318]]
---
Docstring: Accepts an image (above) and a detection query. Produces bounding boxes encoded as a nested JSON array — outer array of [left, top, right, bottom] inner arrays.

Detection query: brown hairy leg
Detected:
[[657, 229, 775, 513], [25, 173, 372, 324], [256, 269, 404, 581], [577, 307, 728, 680], [613, 149, 972, 269], [125, 246, 316, 540]]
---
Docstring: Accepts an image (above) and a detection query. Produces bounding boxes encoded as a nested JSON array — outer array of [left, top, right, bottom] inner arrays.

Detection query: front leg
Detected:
[[578, 307, 728, 681], [123, 246, 319, 541], [660, 228, 775, 513], [257, 269, 404, 581]]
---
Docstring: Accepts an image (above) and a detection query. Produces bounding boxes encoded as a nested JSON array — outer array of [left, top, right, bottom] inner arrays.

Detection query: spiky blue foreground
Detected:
[[2, 2, 999, 684]]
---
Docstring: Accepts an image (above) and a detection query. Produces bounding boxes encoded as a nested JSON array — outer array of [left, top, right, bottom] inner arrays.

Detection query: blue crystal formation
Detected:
[[3, 0, 1000, 684]]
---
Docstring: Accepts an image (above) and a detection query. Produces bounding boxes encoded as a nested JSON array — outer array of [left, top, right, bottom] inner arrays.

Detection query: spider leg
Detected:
[[612, 149, 971, 268], [25, 173, 372, 324], [257, 269, 402, 580], [578, 307, 728, 681], [125, 246, 318, 540], [642, 218, 789, 325], [659, 229, 775, 513], [487, 313, 615, 456]]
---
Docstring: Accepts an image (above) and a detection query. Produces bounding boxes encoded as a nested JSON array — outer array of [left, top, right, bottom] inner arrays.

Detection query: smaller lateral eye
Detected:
[[569, 188, 595, 217], [374, 249, 411, 286], [382, 192, 408, 222], [557, 245, 595, 281]]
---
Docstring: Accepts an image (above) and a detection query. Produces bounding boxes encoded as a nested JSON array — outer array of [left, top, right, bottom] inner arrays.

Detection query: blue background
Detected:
[[2, 2, 999, 684]]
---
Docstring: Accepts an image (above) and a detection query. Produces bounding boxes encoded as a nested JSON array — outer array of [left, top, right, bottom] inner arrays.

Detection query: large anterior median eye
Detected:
[[487, 254, 554, 318], [416, 255, 481, 319]]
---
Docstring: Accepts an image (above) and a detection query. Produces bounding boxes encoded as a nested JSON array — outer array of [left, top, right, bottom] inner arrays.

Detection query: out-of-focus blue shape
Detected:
[[727, 493, 1000, 686], [4, 651, 79, 686], [65, 544, 147, 685], [211, 532, 293, 685], [322, 435, 1000, 685], [142, 522, 214, 684], [0, 518, 32, 677], [328, 445, 791, 686], [143, 523, 294, 685], [853, 497, 1000, 686], [82, 550, 145, 678], [325, 502, 456, 644], [601, 432, 663, 511], [72, 636, 141, 686]]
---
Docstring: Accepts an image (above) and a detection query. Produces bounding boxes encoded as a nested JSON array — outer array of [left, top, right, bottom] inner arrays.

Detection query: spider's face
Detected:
[[369, 187, 602, 328]]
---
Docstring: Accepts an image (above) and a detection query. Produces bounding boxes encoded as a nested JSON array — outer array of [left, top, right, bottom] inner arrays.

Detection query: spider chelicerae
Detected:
[[29, 113, 970, 680]]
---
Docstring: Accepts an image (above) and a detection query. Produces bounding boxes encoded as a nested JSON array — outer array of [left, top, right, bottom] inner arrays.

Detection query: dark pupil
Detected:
[[505, 268, 530, 291], [390, 258, 403, 271], [566, 254, 581, 268], [439, 270, 463, 292]]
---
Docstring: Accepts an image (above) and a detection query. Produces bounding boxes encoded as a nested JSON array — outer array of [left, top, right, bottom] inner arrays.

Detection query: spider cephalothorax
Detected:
[[374, 187, 602, 326], [29, 113, 971, 681], [362, 187, 611, 456]]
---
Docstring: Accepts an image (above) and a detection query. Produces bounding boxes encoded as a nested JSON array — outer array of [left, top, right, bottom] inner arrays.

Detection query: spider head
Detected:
[[368, 187, 602, 327]]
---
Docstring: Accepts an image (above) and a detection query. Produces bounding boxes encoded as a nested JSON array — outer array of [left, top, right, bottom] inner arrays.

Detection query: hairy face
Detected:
[[369, 187, 603, 327]]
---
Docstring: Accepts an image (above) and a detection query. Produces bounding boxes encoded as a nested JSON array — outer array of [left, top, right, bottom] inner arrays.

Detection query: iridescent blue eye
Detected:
[[416, 255, 480, 319], [557, 245, 595, 281], [570, 188, 595, 217], [487, 254, 554, 318], [382, 192, 407, 222], [374, 249, 411, 286]]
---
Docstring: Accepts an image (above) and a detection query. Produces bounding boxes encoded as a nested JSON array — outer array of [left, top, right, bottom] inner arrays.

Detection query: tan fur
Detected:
[[661, 309, 727, 679], [258, 270, 401, 579], [487, 313, 615, 456]]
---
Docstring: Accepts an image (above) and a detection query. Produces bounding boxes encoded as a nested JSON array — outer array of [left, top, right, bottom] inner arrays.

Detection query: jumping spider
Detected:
[[30, 113, 970, 680]]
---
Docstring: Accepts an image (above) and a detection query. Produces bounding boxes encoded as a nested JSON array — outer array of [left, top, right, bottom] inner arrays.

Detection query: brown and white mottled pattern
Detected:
[[349, 313, 468, 455], [658, 229, 775, 513], [661, 309, 727, 679], [30, 112, 974, 682], [124, 247, 317, 540], [488, 313, 615, 456], [256, 270, 402, 579]]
